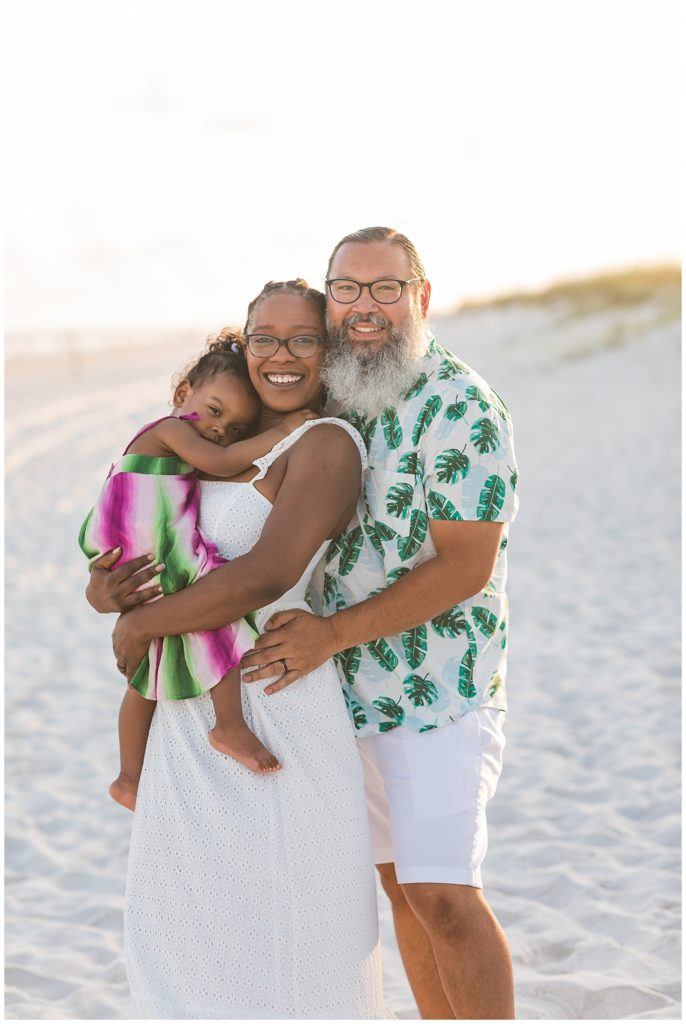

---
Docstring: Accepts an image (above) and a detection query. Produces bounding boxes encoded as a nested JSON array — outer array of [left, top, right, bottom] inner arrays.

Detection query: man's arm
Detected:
[[240, 518, 503, 692], [111, 425, 361, 679]]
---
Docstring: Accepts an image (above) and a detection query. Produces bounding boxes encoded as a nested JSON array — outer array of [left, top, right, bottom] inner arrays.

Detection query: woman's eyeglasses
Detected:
[[244, 334, 323, 358]]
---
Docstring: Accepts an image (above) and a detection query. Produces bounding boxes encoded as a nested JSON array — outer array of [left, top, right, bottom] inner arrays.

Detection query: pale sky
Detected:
[[5, 0, 681, 330]]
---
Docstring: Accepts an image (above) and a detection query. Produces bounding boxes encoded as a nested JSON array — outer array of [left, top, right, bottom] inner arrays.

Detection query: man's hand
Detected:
[[112, 610, 150, 682], [86, 548, 164, 613], [240, 610, 338, 694]]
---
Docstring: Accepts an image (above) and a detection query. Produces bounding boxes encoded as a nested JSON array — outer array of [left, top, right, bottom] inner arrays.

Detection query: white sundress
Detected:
[[123, 419, 386, 1019]]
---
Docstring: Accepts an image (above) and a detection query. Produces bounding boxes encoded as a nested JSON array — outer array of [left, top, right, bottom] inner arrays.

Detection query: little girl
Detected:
[[79, 335, 317, 810]]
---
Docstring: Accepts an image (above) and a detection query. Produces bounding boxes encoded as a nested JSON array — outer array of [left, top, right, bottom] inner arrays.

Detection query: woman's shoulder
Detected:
[[287, 417, 367, 469]]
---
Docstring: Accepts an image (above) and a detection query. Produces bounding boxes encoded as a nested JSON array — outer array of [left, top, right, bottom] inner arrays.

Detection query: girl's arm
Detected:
[[112, 424, 361, 679], [156, 410, 319, 478]]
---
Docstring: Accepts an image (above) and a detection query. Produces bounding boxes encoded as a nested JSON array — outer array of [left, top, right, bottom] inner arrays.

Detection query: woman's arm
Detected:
[[112, 424, 361, 679], [155, 411, 319, 478]]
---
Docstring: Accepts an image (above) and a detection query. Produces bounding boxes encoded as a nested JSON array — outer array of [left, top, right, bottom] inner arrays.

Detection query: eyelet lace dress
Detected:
[[123, 419, 386, 1019]]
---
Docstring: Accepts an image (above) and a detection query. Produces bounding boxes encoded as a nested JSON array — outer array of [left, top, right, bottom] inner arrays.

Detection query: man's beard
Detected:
[[322, 306, 429, 418]]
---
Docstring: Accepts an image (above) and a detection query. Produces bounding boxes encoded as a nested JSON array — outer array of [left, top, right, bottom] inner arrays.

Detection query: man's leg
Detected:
[[402, 881, 514, 1020], [377, 862, 455, 1020], [360, 709, 512, 1019]]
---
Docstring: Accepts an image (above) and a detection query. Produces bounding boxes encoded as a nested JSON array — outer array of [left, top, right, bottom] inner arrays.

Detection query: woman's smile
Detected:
[[262, 370, 306, 387]]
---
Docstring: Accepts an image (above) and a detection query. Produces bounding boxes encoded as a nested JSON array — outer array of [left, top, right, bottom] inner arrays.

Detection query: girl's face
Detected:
[[244, 292, 325, 413], [173, 372, 261, 445]]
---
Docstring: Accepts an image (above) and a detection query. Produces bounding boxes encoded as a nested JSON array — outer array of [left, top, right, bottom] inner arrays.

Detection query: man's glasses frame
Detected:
[[325, 277, 424, 304]]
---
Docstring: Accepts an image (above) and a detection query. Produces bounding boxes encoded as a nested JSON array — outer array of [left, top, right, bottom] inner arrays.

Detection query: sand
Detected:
[[5, 277, 681, 1019]]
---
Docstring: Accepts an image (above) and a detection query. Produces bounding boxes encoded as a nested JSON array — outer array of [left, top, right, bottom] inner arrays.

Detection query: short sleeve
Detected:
[[422, 386, 519, 523]]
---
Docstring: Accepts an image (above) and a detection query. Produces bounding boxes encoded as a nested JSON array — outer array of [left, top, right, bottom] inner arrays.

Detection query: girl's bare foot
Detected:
[[209, 723, 281, 772], [109, 774, 138, 811]]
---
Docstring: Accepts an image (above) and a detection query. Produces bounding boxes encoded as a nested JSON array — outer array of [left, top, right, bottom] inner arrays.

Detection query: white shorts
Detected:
[[357, 708, 506, 888]]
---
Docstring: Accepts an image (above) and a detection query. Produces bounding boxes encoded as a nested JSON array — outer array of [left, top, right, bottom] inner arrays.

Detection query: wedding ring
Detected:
[[281, 659, 289, 673]]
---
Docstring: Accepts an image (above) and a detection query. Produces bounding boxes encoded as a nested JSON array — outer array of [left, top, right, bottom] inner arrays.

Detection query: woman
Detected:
[[87, 280, 386, 1019]]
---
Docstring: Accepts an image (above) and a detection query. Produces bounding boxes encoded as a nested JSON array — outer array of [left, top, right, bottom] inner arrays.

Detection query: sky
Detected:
[[5, 0, 681, 331]]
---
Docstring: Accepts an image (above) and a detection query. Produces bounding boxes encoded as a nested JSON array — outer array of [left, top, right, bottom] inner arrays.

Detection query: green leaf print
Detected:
[[499, 535, 508, 552], [419, 722, 438, 732], [488, 672, 504, 698], [459, 647, 477, 698], [398, 451, 421, 477], [325, 533, 346, 564], [379, 721, 401, 732], [362, 516, 397, 556], [361, 417, 378, 450], [477, 474, 506, 521], [366, 638, 399, 672], [431, 607, 467, 638], [445, 400, 468, 422], [343, 689, 368, 730], [403, 372, 429, 400], [466, 385, 491, 411], [427, 491, 463, 520], [381, 408, 403, 450], [401, 624, 428, 669], [509, 465, 519, 490], [338, 526, 364, 575], [336, 645, 362, 684], [470, 418, 500, 454], [471, 606, 498, 637], [403, 672, 439, 707], [343, 409, 366, 434], [386, 483, 414, 519], [323, 572, 337, 604], [438, 357, 469, 379], [387, 566, 411, 583], [435, 448, 470, 483], [347, 411, 377, 450], [489, 388, 511, 421], [412, 395, 443, 445], [397, 509, 428, 561], [372, 696, 406, 724]]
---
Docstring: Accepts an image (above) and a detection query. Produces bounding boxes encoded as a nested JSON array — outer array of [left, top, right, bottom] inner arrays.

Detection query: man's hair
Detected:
[[326, 227, 426, 281]]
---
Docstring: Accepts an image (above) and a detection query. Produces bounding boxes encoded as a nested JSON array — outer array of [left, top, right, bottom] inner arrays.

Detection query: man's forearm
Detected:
[[329, 554, 488, 653], [132, 554, 286, 639]]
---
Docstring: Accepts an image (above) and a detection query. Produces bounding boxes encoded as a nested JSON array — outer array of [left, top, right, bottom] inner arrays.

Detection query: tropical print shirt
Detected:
[[324, 338, 519, 737]]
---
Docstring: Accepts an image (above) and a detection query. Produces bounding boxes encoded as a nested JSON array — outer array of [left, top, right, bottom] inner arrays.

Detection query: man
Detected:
[[241, 227, 519, 1019]]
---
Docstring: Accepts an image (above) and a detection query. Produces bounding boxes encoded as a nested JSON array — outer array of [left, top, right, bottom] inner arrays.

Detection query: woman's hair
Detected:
[[243, 279, 326, 336], [173, 329, 255, 395]]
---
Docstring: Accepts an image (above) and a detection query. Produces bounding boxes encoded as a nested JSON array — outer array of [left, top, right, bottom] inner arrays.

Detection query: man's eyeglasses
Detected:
[[326, 278, 424, 305], [244, 334, 323, 358]]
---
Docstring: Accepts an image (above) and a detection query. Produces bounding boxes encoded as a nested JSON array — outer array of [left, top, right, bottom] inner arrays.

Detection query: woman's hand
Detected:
[[240, 610, 338, 694], [86, 549, 164, 613], [112, 611, 150, 681]]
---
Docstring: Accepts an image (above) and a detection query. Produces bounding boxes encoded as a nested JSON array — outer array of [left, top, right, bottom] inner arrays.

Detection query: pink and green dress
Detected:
[[78, 416, 257, 701]]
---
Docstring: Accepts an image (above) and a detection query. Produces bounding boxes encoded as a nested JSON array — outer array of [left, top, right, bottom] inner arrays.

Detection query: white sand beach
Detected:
[[5, 269, 681, 1019]]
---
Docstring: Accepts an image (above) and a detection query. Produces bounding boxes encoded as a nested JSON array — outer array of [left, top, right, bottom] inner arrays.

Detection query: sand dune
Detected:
[[5, 272, 681, 1019]]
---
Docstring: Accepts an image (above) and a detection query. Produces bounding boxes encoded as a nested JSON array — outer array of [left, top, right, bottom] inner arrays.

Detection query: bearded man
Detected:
[[242, 227, 519, 1020]]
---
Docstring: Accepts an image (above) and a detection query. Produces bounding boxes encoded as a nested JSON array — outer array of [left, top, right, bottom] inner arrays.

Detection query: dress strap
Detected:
[[123, 413, 198, 455], [251, 417, 368, 483]]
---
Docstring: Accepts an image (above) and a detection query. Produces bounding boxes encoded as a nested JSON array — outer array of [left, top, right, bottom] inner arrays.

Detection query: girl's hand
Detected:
[[86, 549, 164, 613], [280, 409, 321, 435]]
